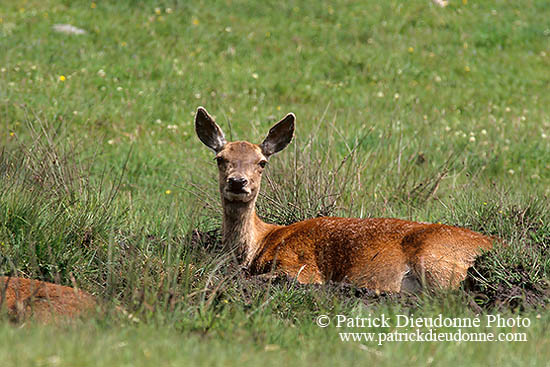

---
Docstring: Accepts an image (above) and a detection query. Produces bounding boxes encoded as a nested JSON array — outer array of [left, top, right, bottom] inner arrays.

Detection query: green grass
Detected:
[[1, 0, 550, 365], [1, 310, 549, 367]]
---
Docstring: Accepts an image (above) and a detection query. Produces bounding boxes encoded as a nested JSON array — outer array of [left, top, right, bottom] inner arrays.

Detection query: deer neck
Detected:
[[221, 196, 276, 266]]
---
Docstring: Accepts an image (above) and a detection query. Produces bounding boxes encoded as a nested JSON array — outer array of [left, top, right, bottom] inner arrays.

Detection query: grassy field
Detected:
[[1, 0, 550, 365]]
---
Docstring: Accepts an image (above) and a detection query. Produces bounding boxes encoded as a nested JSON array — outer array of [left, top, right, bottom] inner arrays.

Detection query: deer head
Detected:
[[195, 107, 295, 204]]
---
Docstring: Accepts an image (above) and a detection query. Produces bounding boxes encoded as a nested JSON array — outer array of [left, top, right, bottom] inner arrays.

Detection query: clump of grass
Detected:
[[0, 115, 125, 285], [257, 119, 374, 224], [462, 195, 550, 311]]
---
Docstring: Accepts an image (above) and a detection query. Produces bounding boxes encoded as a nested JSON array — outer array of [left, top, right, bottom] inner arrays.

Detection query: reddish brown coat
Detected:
[[251, 217, 493, 292], [0, 277, 96, 322]]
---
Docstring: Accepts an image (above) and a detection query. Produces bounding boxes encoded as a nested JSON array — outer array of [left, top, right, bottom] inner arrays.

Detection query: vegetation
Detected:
[[1, 0, 549, 365]]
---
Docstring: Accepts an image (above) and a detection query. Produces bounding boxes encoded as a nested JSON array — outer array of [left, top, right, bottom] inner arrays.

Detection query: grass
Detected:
[[1, 311, 549, 366], [1, 0, 550, 365]]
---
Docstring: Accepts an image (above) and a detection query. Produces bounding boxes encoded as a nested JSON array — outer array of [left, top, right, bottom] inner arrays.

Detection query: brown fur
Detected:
[[0, 277, 96, 322], [251, 217, 492, 292], [195, 107, 494, 293]]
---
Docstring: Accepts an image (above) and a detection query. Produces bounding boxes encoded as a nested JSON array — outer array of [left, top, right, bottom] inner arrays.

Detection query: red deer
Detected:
[[0, 277, 95, 322], [195, 107, 493, 293]]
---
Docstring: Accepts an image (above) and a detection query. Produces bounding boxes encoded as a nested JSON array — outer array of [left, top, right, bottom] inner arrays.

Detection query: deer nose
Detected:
[[227, 176, 248, 190]]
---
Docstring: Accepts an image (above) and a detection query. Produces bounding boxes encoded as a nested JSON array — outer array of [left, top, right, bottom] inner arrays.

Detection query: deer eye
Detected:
[[215, 156, 226, 165], [258, 160, 268, 168]]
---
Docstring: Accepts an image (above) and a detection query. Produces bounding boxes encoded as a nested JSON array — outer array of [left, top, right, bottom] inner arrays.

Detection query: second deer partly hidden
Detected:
[[195, 107, 493, 293]]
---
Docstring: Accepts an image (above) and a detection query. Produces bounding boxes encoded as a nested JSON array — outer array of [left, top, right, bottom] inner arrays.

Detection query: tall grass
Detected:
[[0, 116, 122, 285], [2, 109, 548, 321]]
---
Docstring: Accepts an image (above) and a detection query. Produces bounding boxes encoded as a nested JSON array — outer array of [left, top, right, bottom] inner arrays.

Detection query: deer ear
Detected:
[[195, 107, 227, 153], [260, 113, 295, 157]]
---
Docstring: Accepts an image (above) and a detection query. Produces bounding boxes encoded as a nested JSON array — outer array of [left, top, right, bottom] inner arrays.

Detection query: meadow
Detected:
[[1, 0, 550, 365]]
